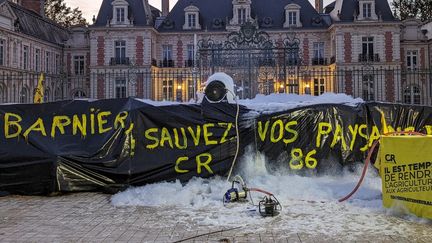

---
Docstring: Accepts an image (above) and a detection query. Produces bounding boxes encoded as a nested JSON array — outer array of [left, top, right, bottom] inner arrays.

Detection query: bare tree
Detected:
[[392, 0, 432, 21], [45, 0, 87, 27]]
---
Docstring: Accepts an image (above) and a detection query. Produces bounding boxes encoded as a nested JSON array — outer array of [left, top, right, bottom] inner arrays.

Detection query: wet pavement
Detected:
[[0, 192, 431, 242]]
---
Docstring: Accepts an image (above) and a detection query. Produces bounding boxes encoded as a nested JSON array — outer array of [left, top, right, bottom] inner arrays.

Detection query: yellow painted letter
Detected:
[[23, 118, 47, 139], [188, 126, 201, 146], [72, 114, 87, 136], [175, 156, 189, 173], [270, 120, 284, 143], [145, 128, 159, 149], [283, 121, 298, 144], [330, 124, 347, 150], [97, 111, 112, 134], [196, 153, 213, 174], [316, 122, 332, 148], [173, 128, 187, 149], [257, 121, 270, 142], [51, 116, 71, 138], [114, 111, 128, 129], [4, 113, 22, 139], [160, 127, 174, 148], [203, 123, 218, 145]]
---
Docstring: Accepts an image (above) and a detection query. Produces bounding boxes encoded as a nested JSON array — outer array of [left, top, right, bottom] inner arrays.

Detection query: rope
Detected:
[[226, 89, 240, 182], [338, 131, 426, 202]]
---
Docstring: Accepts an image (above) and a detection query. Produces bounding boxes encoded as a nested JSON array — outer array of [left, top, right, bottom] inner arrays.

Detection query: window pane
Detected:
[[115, 79, 126, 98], [162, 80, 173, 100], [163, 45, 172, 60], [362, 75, 374, 101], [35, 49, 40, 71], [116, 8, 125, 22], [23, 46, 28, 70], [0, 39, 4, 66], [74, 56, 85, 75]]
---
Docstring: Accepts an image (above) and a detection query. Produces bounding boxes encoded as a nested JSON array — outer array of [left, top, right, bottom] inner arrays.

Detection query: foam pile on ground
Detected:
[[111, 151, 429, 237]]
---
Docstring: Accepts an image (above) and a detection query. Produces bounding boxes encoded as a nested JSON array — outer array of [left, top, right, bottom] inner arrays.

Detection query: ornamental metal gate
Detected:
[[197, 22, 304, 99]]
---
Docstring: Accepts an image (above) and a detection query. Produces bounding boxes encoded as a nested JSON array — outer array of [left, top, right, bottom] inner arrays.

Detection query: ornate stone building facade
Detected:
[[0, 0, 431, 104]]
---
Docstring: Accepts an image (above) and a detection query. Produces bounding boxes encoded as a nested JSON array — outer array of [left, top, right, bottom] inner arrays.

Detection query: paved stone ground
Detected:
[[0, 192, 431, 242]]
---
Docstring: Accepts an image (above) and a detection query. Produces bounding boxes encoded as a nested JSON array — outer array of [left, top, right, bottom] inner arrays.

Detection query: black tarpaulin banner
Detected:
[[1, 98, 431, 195]]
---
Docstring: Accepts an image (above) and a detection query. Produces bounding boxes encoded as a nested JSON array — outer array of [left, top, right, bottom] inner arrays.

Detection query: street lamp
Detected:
[[304, 83, 311, 95], [279, 83, 285, 93], [176, 83, 182, 102]]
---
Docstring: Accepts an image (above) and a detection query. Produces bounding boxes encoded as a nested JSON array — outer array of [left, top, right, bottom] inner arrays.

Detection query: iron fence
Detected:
[[0, 67, 431, 106]]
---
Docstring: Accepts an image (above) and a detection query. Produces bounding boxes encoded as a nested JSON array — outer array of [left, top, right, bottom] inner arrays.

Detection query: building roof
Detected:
[[158, 0, 331, 32], [93, 0, 160, 27], [6, 1, 70, 45], [331, 0, 396, 22]]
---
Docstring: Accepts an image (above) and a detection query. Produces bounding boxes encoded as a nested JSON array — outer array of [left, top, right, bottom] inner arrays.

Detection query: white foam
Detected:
[[134, 92, 363, 113], [111, 150, 430, 237]]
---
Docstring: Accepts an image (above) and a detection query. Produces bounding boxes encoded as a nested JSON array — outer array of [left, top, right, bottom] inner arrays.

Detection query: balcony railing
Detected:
[[110, 57, 130, 65], [159, 59, 175, 68], [358, 53, 380, 62], [312, 57, 328, 65]]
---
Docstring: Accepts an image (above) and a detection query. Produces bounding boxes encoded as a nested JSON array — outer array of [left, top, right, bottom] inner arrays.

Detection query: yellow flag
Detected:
[[379, 109, 389, 134], [34, 72, 44, 103]]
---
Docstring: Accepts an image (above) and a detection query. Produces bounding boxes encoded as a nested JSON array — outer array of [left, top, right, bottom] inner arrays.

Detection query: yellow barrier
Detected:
[[379, 135, 432, 219]]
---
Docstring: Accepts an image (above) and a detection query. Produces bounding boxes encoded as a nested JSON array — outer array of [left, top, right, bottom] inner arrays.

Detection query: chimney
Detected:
[[315, 0, 323, 13], [20, 0, 45, 16], [162, 0, 169, 17]]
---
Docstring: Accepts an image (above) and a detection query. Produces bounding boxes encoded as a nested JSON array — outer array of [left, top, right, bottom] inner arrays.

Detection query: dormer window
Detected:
[[187, 14, 196, 28], [230, 0, 253, 26], [110, 0, 130, 26], [183, 5, 201, 30], [288, 11, 297, 26], [358, 0, 378, 21], [116, 7, 125, 23], [284, 4, 302, 28], [362, 3, 371, 18]]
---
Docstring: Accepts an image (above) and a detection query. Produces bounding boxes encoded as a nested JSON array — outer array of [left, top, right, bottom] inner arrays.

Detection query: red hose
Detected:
[[248, 188, 274, 196], [338, 131, 426, 202]]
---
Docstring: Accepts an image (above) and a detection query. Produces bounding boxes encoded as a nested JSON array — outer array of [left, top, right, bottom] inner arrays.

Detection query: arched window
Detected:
[[73, 90, 87, 99], [284, 4, 302, 28], [230, 0, 252, 26], [44, 88, 50, 102], [54, 87, 63, 101], [0, 84, 6, 103], [20, 86, 29, 103], [403, 85, 421, 105], [183, 5, 201, 30], [111, 0, 130, 26]]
